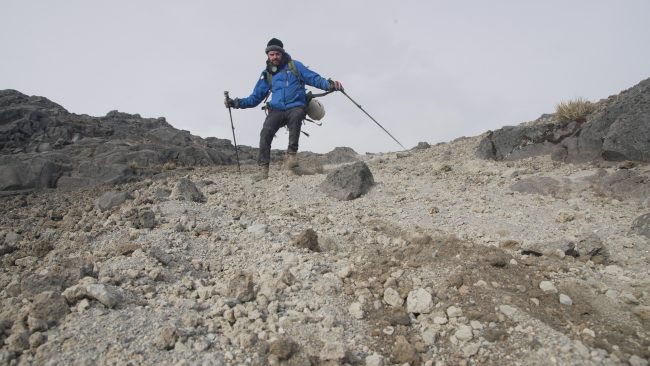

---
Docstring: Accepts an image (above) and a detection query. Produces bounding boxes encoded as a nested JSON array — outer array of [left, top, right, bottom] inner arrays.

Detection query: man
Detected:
[[224, 38, 343, 180]]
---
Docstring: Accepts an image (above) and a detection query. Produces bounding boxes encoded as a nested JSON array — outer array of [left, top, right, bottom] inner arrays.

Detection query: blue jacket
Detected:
[[237, 55, 330, 111]]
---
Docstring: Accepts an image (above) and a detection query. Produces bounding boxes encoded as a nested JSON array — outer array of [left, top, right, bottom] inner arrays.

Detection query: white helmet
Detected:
[[306, 98, 325, 120]]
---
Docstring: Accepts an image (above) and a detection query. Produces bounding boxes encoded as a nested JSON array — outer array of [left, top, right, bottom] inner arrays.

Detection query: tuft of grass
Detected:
[[128, 160, 140, 170], [555, 97, 595, 123], [162, 161, 177, 171]]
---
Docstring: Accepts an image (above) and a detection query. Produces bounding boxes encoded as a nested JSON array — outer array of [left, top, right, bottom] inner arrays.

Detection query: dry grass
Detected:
[[128, 160, 140, 170], [162, 161, 177, 171], [555, 97, 595, 123]]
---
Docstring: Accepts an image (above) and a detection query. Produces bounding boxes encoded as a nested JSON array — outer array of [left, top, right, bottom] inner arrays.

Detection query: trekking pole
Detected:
[[340, 90, 405, 150], [224, 91, 241, 174]]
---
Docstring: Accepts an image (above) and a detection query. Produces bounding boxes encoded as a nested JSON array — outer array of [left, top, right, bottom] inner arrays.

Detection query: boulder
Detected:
[[228, 271, 255, 303], [96, 191, 133, 212], [86, 284, 124, 308], [320, 161, 374, 200], [0, 158, 65, 190], [292, 229, 320, 252], [170, 178, 205, 203], [29, 291, 69, 327]]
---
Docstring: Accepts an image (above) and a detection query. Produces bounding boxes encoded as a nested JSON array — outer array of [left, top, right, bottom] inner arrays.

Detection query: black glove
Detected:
[[224, 96, 239, 108], [328, 79, 344, 91]]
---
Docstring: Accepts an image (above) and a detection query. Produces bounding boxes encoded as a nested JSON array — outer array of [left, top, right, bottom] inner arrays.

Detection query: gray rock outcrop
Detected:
[[477, 77, 650, 163], [0, 90, 266, 192]]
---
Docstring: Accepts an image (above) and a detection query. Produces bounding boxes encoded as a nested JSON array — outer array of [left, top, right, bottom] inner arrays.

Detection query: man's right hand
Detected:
[[224, 97, 238, 108]]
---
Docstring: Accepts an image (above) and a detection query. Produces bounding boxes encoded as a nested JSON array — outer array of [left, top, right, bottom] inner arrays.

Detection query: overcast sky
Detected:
[[2, 1, 649, 154]]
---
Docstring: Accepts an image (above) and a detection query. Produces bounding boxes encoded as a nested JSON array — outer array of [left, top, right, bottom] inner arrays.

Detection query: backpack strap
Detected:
[[288, 60, 303, 86], [263, 61, 302, 89], [263, 71, 273, 88]]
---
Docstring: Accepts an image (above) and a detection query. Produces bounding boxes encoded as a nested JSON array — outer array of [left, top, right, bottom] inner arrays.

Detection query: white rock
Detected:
[[197, 286, 214, 300], [62, 284, 89, 303], [77, 299, 91, 313], [462, 341, 481, 358], [604, 265, 623, 276], [573, 340, 590, 358], [470, 320, 484, 330], [365, 353, 385, 366], [499, 305, 517, 318], [337, 264, 354, 279], [446, 305, 463, 318], [406, 288, 433, 314], [433, 315, 448, 325], [605, 289, 618, 300], [349, 302, 365, 319], [421, 327, 437, 345], [247, 223, 268, 238], [454, 325, 473, 341], [559, 294, 573, 306], [383, 288, 404, 307], [539, 281, 557, 293], [86, 284, 124, 308], [582, 328, 595, 338], [473, 280, 488, 288], [629, 355, 650, 366]]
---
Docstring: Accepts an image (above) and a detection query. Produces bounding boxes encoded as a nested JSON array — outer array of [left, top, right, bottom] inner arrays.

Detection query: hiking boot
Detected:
[[284, 152, 298, 170], [252, 164, 269, 181]]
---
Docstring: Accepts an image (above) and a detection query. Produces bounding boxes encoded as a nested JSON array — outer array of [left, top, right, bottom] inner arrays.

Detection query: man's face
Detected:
[[267, 51, 283, 66]]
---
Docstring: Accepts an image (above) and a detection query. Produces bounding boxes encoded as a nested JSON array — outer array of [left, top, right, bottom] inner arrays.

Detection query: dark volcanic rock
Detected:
[[477, 77, 650, 163], [585, 169, 650, 203], [320, 161, 375, 201], [324, 146, 360, 164], [0, 89, 275, 192], [170, 178, 205, 203], [476, 122, 581, 161], [566, 78, 650, 162], [0, 157, 68, 191]]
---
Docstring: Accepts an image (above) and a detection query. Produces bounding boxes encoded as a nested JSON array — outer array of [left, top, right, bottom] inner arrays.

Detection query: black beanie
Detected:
[[265, 38, 285, 54]]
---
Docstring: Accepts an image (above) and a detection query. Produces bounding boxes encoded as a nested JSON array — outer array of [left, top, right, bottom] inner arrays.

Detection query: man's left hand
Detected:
[[328, 79, 344, 91]]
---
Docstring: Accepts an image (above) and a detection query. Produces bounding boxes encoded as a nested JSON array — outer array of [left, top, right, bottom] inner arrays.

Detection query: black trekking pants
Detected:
[[258, 107, 306, 166]]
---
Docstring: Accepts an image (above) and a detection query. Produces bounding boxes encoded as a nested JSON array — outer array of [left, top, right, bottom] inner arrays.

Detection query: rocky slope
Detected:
[[1, 133, 649, 365], [1, 78, 650, 365]]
